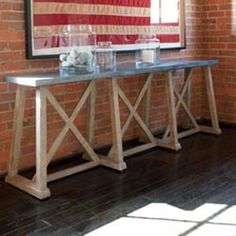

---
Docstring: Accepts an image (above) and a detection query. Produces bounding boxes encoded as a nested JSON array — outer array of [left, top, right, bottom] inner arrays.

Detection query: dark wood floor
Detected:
[[1, 126, 236, 235]]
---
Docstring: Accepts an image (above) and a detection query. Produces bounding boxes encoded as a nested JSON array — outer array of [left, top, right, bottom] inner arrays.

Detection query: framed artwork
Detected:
[[25, 0, 185, 59]]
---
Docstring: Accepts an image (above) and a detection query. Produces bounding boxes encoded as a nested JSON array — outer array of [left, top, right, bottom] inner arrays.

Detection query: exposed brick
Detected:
[[202, 0, 236, 120]]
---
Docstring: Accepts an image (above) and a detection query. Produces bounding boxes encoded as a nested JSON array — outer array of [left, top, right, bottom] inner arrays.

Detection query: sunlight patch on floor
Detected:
[[209, 206, 236, 224], [128, 203, 226, 221], [86, 216, 196, 236], [85, 203, 236, 236], [188, 224, 236, 236]]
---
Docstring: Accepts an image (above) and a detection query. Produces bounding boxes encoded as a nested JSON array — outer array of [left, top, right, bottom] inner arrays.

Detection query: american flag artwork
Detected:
[[27, 0, 185, 58]]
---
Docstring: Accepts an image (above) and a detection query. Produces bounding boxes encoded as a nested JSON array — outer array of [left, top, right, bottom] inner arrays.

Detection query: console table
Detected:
[[4, 60, 221, 199]]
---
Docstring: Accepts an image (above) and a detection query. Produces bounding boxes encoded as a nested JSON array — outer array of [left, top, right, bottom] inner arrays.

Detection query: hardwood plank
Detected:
[[204, 66, 222, 134]]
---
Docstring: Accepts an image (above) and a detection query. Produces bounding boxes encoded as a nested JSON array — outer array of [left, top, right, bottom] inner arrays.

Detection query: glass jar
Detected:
[[135, 34, 160, 68], [59, 24, 96, 74], [95, 41, 116, 71]]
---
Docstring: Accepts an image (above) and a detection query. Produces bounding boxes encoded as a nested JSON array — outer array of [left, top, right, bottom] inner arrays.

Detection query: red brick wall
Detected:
[[0, 0, 205, 175], [202, 0, 236, 122]]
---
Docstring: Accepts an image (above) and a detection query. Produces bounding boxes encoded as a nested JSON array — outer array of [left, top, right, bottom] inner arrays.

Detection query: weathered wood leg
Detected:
[[164, 71, 181, 150], [139, 74, 152, 143], [200, 66, 221, 134], [183, 68, 193, 128], [6, 86, 26, 177], [87, 82, 96, 146], [5, 86, 50, 200], [186, 69, 192, 111], [34, 87, 50, 198], [83, 81, 96, 161], [100, 78, 127, 171]]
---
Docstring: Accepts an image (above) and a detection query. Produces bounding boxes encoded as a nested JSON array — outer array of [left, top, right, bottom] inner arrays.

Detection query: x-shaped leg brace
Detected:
[[161, 67, 221, 150], [100, 74, 157, 170]]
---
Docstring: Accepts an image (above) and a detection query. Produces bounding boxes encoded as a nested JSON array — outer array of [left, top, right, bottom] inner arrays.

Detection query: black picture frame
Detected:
[[25, 0, 186, 59]]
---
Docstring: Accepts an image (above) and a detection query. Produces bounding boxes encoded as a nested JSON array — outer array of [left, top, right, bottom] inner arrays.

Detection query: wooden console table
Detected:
[[4, 60, 221, 199]]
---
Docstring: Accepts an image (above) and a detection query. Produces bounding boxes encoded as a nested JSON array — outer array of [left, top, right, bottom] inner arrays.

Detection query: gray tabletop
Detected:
[[5, 60, 218, 87]]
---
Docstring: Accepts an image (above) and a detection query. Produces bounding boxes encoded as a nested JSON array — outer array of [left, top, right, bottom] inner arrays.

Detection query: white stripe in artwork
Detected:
[[34, 3, 150, 17], [34, 25, 180, 37], [33, 42, 182, 56]]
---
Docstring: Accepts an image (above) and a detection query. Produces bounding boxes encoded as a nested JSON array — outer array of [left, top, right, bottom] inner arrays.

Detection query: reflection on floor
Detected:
[[1, 126, 236, 235]]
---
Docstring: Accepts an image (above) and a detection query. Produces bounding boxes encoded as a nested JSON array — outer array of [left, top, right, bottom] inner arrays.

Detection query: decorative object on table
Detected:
[[135, 34, 160, 68], [59, 25, 96, 74], [59, 48, 96, 74], [95, 41, 116, 71]]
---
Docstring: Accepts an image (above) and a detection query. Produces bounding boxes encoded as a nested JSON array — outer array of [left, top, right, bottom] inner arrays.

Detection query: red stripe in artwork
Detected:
[[33, 0, 150, 8], [157, 34, 180, 43], [34, 14, 150, 26], [97, 34, 180, 44]]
